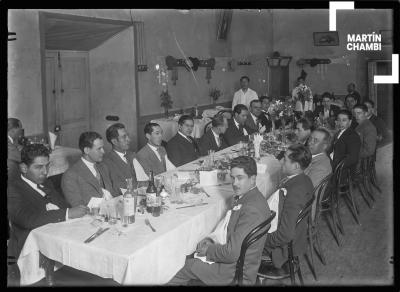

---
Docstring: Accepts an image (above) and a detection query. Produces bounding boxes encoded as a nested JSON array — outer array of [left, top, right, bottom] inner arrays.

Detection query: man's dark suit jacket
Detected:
[[264, 173, 314, 268], [223, 118, 249, 147], [313, 104, 341, 119], [198, 129, 228, 156], [244, 113, 260, 135], [350, 116, 358, 130], [369, 114, 391, 145], [61, 159, 117, 207], [326, 127, 361, 174], [8, 139, 21, 183], [8, 176, 69, 259], [166, 133, 200, 167], [102, 150, 137, 194], [188, 187, 270, 285], [136, 144, 168, 176]]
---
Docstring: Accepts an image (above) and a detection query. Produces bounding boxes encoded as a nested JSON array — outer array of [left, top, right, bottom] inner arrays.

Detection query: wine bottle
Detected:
[[123, 178, 136, 226], [146, 171, 157, 213]]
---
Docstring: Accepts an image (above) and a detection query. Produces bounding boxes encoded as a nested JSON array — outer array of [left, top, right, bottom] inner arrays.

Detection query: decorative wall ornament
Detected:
[[165, 55, 216, 85], [313, 31, 339, 46]]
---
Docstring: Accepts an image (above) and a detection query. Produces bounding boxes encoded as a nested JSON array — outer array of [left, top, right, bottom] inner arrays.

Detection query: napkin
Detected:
[[48, 131, 57, 150], [267, 188, 287, 233], [87, 197, 103, 209], [194, 253, 214, 265], [176, 171, 192, 181], [199, 170, 218, 186]]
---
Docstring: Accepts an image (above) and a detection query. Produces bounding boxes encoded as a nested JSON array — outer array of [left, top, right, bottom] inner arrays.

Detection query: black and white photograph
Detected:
[[5, 1, 397, 287]]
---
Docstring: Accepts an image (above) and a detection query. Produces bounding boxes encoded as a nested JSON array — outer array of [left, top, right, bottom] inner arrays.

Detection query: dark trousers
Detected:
[[167, 258, 202, 285]]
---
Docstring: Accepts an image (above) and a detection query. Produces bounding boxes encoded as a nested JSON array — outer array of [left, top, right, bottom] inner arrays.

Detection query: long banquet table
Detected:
[[17, 144, 282, 285]]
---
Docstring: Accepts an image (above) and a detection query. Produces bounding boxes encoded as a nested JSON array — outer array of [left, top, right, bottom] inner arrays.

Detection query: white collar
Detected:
[[233, 118, 240, 129], [250, 112, 258, 122], [178, 131, 191, 141], [241, 88, 249, 94], [287, 172, 301, 180], [20, 175, 46, 197], [312, 153, 324, 159], [113, 149, 127, 161], [81, 157, 96, 168], [237, 185, 257, 200], [8, 136, 14, 144], [147, 143, 160, 152], [211, 128, 220, 139]]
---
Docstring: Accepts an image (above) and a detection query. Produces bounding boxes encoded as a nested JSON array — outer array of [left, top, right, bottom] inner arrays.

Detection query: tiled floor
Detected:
[[28, 144, 394, 286]]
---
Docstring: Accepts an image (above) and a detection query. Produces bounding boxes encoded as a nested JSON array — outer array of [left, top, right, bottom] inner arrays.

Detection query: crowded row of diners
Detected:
[[7, 8, 393, 286]]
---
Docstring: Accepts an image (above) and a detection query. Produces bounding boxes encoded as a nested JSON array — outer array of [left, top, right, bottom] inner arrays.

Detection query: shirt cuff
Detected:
[[65, 208, 69, 221]]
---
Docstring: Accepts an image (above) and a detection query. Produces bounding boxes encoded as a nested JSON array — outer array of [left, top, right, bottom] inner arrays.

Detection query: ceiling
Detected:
[[44, 15, 132, 51]]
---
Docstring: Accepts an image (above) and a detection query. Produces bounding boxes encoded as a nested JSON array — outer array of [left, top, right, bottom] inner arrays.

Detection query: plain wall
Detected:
[[273, 9, 393, 99]]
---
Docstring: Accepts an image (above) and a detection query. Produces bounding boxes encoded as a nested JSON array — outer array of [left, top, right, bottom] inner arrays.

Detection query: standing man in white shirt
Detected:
[[136, 122, 176, 176], [231, 76, 258, 110]]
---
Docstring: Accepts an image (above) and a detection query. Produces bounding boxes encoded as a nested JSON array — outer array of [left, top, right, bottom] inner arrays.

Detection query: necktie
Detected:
[[37, 184, 51, 202], [123, 152, 129, 164], [277, 176, 290, 189], [232, 195, 240, 208], [157, 147, 166, 167], [93, 164, 105, 188]]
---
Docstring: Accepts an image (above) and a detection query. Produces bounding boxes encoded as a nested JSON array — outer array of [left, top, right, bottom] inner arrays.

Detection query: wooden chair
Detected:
[[335, 159, 360, 228], [231, 211, 276, 285], [368, 153, 382, 193], [352, 157, 374, 209], [257, 195, 315, 286], [307, 174, 333, 280]]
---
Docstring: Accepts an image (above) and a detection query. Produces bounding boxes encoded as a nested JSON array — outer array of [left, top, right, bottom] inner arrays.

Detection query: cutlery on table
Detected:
[[145, 219, 156, 232], [176, 202, 208, 209], [84, 227, 110, 243]]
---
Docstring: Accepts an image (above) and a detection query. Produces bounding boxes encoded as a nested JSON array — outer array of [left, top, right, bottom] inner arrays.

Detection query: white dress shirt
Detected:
[[233, 118, 248, 136], [250, 112, 259, 128], [232, 88, 258, 110], [211, 129, 221, 147], [312, 153, 324, 159], [81, 157, 110, 198], [20, 175, 69, 220]]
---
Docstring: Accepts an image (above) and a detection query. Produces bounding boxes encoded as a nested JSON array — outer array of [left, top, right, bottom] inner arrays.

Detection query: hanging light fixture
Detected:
[[134, 21, 147, 71], [266, 51, 292, 67]]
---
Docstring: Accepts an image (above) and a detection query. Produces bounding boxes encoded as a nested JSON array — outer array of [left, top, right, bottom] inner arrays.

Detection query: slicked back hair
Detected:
[[233, 104, 248, 115], [287, 143, 312, 170], [105, 123, 125, 144], [230, 156, 257, 177], [178, 115, 193, 126], [78, 131, 102, 153], [21, 144, 50, 167]]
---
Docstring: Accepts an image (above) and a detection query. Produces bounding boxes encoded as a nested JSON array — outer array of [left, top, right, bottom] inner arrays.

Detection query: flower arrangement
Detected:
[[209, 87, 222, 103], [296, 84, 312, 110], [268, 100, 294, 119]]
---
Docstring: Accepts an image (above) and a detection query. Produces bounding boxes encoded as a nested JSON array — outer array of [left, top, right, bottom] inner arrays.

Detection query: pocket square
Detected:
[[232, 204, 242, 211]]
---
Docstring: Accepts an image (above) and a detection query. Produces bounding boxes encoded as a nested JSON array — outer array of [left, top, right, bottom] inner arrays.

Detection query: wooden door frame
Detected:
[[39, 11, 137, 145]]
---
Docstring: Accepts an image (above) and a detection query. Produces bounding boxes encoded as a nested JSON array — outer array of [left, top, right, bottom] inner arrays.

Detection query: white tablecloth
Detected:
[[18, 145, 281, 285], [48, 146, 81, 177], [150, 118, 207, 142]]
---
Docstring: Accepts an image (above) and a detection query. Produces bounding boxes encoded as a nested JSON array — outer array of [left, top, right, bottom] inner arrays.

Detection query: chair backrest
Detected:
[[216, 109, 232, 120], [296, 195, 315, 226], [232, 210, 276, 285], [312, 173, 333, 223], [333, 158, 346, 185], [203, 120, 213, 135]]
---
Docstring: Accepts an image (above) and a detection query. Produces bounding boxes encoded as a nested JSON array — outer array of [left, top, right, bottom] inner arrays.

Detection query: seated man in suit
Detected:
[[223, 104, 250, 146], [294, 118, 312, 146], [8, 118, 24, 182], [259, 96, 281, 132], [263, 144, 314, 274], [304, 128, 333, 219], [102, 123, 138, 194], [62, 132, 117, 207], [166, 115, 200, 167], [8, 144, 87, 260], [353, 104, 377, 159], [168, 156, 270, 285], [345, 95, 358, 130], [364, 99, 391, 147], [136, 122, 176, 176], [326, 109, 361, 177], [244, 99, 268, 135], [314, 92, 341, 121], [198, 115, 229, 156]]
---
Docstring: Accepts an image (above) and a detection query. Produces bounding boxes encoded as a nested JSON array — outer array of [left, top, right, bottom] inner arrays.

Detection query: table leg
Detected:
[[39, 252, 55, 286]]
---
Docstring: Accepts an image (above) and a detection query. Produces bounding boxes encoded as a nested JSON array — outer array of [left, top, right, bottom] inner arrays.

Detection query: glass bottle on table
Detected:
[[146, 171, 157, 213], [152, 187, 162, 217], [123, 178, 136, 226]]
